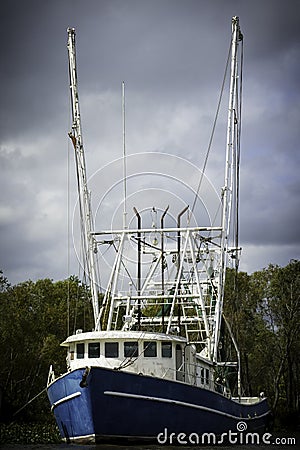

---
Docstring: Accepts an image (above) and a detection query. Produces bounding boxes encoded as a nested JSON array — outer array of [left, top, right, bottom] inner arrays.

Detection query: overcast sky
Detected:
[[1, 0, 300, 285]]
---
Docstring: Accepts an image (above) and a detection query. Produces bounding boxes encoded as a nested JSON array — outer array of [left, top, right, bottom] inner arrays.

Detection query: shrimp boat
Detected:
[[47, 17, 271, 444]]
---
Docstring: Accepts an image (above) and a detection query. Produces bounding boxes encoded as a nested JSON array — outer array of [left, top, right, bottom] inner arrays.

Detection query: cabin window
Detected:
[[205, 368, 210, 384], [200, 367, 209, 385], [162, 341, 172, 358], [176, 344, 184, 381], [76, 343, 85, 359], [144, 341, 157, 357], [200, 367, 205, 384], [88, 342, 100, 358], [105, 342, 119, 358], [124, 341, 138, 358]]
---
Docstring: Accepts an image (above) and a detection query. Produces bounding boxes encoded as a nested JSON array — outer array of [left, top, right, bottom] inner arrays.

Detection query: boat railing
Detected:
[[92, 226, 223, 236], [232, 396, 262, 404], [47, 365, 56, 386]]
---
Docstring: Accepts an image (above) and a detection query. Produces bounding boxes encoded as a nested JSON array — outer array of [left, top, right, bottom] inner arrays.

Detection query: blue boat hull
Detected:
[[47, 366, 271, 444]]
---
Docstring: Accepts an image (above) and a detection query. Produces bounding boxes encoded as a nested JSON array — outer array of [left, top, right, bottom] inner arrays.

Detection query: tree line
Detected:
[[223, 260, 300, 429], [0, 260, 299, 430], [0, 274, 94, 422]]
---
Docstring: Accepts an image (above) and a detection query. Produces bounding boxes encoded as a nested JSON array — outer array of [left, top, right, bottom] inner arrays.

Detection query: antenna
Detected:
[[122, 81, 127, 229]]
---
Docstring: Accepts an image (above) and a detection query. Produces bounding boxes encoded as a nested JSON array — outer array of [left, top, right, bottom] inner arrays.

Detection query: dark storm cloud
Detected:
[[0, 2, 69, 140], [1, 0, 300, 283]]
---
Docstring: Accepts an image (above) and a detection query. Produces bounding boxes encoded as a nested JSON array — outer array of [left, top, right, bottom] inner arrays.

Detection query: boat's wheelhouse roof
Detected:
[[61, 330, 187, 347]]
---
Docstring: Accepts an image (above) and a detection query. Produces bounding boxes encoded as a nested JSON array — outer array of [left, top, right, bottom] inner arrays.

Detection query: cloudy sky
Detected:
[[1, 0, 300, 285]]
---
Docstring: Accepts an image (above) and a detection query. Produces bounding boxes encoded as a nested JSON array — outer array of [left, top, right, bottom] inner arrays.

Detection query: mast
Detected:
[[213, 16, 242, 361], [67, 28, 100, 329]]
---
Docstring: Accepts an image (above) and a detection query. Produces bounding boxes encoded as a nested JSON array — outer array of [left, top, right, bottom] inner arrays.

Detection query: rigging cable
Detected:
[[67, 101, 72, 337], [235, 36, 243, 272], [188, 38, 233, 223], [69, 133, 91, 333]]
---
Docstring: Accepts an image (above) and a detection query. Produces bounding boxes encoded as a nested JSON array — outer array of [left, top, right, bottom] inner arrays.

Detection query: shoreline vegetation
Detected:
[[0, 260, 299, 443], [0, 422, 61, 445]]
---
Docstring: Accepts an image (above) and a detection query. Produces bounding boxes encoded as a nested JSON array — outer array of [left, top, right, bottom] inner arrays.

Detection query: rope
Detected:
[[235, 37, 243, 272], [67, 102, 72, 337], [189, 37, 233, 223], [12, 388, 47, 417], [115, 330, 148, 370]]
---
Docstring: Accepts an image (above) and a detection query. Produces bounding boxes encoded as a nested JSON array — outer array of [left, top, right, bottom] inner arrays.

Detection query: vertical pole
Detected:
[[214, 16, 241, 360], [177, 206, 189, 271], [133, 207, 141, 329], [176, 205, 189, 333], [160, 205, 169, 332]]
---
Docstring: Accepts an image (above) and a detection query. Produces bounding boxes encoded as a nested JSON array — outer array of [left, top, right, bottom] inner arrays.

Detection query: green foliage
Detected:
[[0, 275, 94, 422], [224, 260, 300, 430], [0, 421, 61, 444]]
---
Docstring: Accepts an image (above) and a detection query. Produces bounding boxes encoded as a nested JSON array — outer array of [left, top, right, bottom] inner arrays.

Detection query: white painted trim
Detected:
[[104, 390, 270, 421], [62, 433, 96, 444], [51, 391, 81, 411]]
